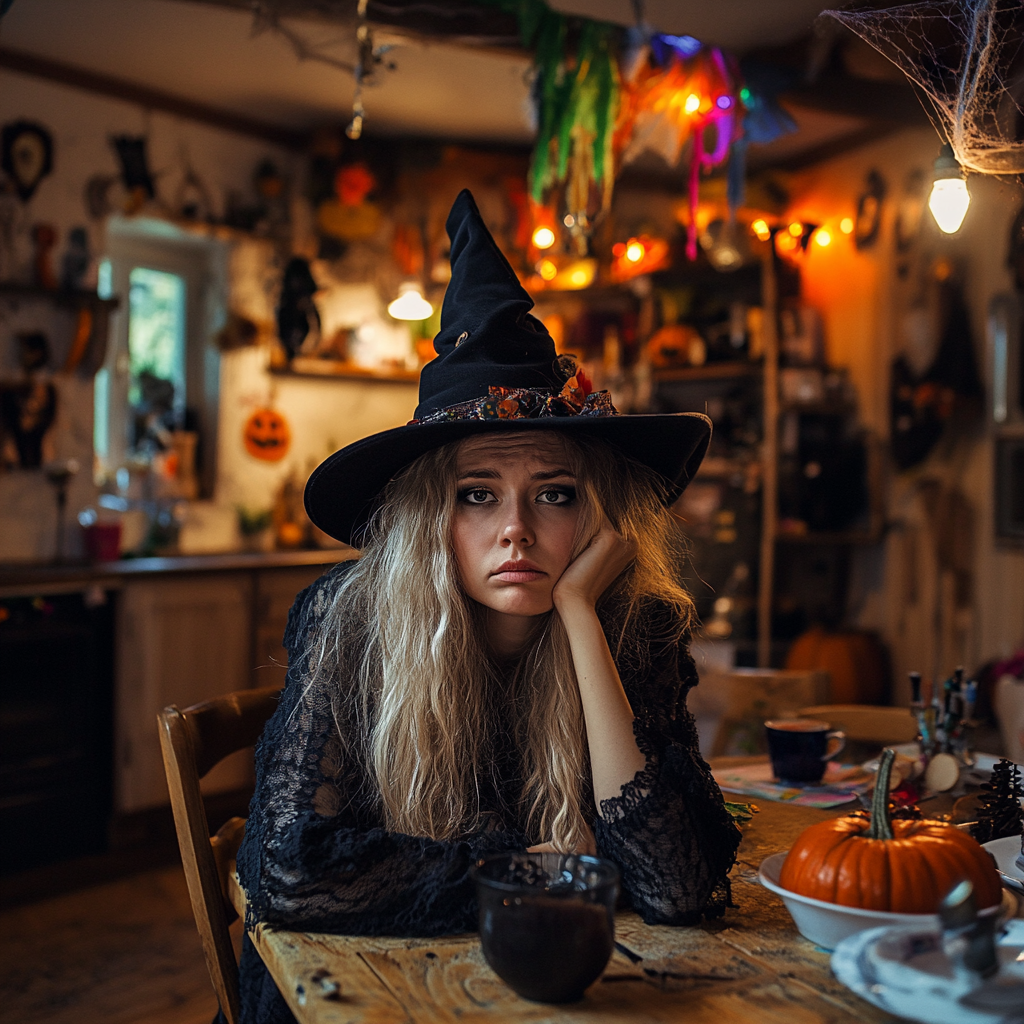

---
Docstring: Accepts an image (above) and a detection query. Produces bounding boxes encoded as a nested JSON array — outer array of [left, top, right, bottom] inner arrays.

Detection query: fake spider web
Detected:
[[824, 0, 1024, 174]]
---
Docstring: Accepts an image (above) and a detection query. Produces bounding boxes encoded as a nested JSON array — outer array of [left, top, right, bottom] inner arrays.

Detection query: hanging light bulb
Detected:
[[387, 282, 433, 321], [928, 143, 970, 234]]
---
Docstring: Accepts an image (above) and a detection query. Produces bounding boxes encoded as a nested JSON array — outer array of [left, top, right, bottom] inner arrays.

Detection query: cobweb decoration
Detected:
[[824, 0, 1024, 174]]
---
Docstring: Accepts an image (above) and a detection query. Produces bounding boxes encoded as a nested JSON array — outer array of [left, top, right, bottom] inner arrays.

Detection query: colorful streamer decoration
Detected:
[[480, 0, 794, 263], [616, 34, 744, 259]]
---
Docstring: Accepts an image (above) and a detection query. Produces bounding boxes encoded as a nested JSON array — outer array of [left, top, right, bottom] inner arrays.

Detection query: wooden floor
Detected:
[[0, 864, 237, 1024]]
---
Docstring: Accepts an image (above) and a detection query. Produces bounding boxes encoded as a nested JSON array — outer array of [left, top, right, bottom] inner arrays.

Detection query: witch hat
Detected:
[[305, 190, 710, 543]]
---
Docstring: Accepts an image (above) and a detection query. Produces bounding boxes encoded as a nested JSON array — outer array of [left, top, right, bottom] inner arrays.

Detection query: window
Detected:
[[93, 219, 226, 496]]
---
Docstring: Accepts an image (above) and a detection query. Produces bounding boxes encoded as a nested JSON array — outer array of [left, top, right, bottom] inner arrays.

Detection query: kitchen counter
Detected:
[[0, 547, 357, 597]]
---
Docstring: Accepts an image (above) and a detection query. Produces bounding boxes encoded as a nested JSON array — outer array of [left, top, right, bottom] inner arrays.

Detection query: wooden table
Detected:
[[245, 796, 904, 1024]]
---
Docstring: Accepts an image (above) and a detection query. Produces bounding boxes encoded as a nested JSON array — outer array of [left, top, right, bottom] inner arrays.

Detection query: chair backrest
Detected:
[[798, 703, 918, 745], [158, 686, 282, 1024]]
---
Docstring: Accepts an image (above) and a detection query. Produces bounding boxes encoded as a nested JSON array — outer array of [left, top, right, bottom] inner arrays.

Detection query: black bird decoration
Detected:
[[276, 257, 320, 362]]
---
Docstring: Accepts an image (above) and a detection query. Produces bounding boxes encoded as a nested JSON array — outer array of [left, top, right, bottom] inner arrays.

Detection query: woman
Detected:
[[235, 191, 740, 1023]]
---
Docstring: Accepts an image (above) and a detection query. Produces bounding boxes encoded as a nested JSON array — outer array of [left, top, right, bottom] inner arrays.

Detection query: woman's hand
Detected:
[[527, 824, 596, 856], [553, 516, 637, 613]]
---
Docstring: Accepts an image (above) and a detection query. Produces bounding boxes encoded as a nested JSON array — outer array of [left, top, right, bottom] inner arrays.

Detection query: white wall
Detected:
[[0, 68, 419, 560], [788, 128, 1024, 700]]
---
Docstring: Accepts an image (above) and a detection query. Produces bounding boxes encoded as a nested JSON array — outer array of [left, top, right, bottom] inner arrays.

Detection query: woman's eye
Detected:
[[459, 488, 494, 504], [537, 487, 575, 505]]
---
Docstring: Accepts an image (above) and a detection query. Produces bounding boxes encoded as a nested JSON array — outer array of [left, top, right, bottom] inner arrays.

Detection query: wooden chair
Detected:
[[797, 704, 918, 745], [158, 686, 282, 1024]]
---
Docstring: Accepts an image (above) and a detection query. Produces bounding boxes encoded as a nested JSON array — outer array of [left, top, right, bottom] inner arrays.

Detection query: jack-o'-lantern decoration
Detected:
[[243, 408, 291, 462]]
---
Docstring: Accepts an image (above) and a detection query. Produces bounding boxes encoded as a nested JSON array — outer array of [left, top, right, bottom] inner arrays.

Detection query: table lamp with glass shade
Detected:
[[928, 143, 970, 234]]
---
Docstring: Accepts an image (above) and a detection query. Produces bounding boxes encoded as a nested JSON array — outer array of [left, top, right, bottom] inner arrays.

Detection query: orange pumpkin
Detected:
[[785, 626, 887, 704], [243, 408, 291, 462], [779, 748, 1002, 913]]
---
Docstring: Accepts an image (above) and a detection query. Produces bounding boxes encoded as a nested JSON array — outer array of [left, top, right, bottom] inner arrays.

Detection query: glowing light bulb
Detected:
[[814, 228, 832, 247], [532, 225, 556, 249], [563, 214, 575, 227], [538, 259, 557, 281], [569, 267, 589, 287], [684, 93, 701, 115], [788, 221, 803, 237], [625, 241, 645, 263], [840, 217, 854, 235], [751, 219, 771, 241], [928, 177, 970, 234], [387, 283, 433, 320]]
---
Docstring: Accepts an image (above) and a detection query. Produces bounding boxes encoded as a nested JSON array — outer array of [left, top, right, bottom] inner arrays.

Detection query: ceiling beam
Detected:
[[0, 45, 308, 149], [190, 0, 522, 47]]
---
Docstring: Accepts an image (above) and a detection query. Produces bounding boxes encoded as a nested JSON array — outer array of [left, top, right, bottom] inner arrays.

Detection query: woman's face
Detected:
[[452, 432, 582, 623]]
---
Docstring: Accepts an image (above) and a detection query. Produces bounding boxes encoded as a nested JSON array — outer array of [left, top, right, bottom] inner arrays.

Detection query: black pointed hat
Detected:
[[305, 189, 711, 543]]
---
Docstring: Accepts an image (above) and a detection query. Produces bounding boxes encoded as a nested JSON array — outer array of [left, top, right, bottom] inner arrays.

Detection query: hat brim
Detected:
[[305, 412, 712, 545]]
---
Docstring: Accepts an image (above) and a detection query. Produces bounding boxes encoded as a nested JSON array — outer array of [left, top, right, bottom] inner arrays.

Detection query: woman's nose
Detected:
[[500, 501, 534, 546]]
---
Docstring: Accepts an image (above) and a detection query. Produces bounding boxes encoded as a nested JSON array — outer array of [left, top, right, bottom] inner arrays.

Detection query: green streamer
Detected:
[[475, 0, 621, 209]]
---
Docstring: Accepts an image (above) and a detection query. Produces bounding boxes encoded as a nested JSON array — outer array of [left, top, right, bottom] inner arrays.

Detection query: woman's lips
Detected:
[[493, 569, 546, 583], [492, 561, 545, 583]]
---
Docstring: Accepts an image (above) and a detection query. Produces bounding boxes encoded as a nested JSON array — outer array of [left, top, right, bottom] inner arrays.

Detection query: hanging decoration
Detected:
[[249, 0, 393, 140], [616, 31, 743, 259], [525, 10, 619, 252], [480, 0, 771, 263]]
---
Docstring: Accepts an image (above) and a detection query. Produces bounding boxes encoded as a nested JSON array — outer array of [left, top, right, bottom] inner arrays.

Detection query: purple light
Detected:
[[716, 95, 733, 110], [657, 33, 701, 57]]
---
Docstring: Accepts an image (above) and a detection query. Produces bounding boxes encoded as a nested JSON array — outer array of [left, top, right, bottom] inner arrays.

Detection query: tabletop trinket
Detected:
[[910, 667, 981, 793], [969, 758, 1023, 845]]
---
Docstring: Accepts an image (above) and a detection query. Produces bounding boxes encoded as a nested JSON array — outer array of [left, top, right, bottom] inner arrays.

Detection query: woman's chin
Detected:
[[485, 595, 554, 619]]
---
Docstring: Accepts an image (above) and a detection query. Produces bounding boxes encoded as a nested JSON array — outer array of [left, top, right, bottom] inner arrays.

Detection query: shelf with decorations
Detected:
[[0, 283, 119, 377]]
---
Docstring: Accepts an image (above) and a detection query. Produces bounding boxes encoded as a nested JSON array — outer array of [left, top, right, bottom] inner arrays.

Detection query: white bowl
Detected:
[[758, 851, 1010, 951]]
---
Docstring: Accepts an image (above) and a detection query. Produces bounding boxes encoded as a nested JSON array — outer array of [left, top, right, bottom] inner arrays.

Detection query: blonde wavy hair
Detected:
[[304, 430, 693, 852]]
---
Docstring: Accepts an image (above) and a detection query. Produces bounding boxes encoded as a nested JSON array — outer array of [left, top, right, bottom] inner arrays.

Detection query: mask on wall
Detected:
[[1, 120, 54, 202]]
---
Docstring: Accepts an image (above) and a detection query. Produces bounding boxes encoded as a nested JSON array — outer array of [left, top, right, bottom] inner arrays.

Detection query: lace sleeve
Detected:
[[236, 564, 526, 938], [593, 617, 740, 925]]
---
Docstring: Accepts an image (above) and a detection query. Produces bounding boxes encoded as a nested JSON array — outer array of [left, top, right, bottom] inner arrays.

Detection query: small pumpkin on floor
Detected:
[[779, 748, 1002, 914]]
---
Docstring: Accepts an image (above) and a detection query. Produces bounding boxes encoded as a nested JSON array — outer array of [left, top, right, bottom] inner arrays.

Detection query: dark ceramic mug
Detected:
[[765, 718, 846, 784]]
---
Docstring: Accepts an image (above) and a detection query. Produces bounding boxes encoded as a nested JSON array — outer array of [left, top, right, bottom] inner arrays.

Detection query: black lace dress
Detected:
[[234, 561, 740, 1024]]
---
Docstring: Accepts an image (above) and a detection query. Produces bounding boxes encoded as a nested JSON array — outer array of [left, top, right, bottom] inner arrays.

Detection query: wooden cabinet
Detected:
[[116, 574, 253, 812], [252, 567, 327, 691], [113, 564, 331, 813]]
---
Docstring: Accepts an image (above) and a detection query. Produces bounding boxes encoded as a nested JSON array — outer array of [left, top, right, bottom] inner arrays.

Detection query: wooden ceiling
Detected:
[[0, 0, 930, 165]]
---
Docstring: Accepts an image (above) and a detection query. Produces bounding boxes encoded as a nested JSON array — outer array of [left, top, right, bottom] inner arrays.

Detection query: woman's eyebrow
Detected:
[[457, 468, 500, 480], [532, 469, 575, 480]]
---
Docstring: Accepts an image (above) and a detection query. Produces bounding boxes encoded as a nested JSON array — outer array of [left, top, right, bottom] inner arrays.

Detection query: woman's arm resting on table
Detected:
[[554, 526, 741, 924], [552, 518, 645, 808]]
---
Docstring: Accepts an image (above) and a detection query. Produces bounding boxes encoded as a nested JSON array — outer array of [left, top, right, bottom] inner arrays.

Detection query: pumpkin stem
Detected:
[[866, 748, 896, 840]]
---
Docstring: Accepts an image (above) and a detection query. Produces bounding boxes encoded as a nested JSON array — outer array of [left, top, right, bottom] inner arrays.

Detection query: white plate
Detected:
[[832, 920, 1024, 1024], [758, 852, 1014, 951], [983, 835, 1024, 894]]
